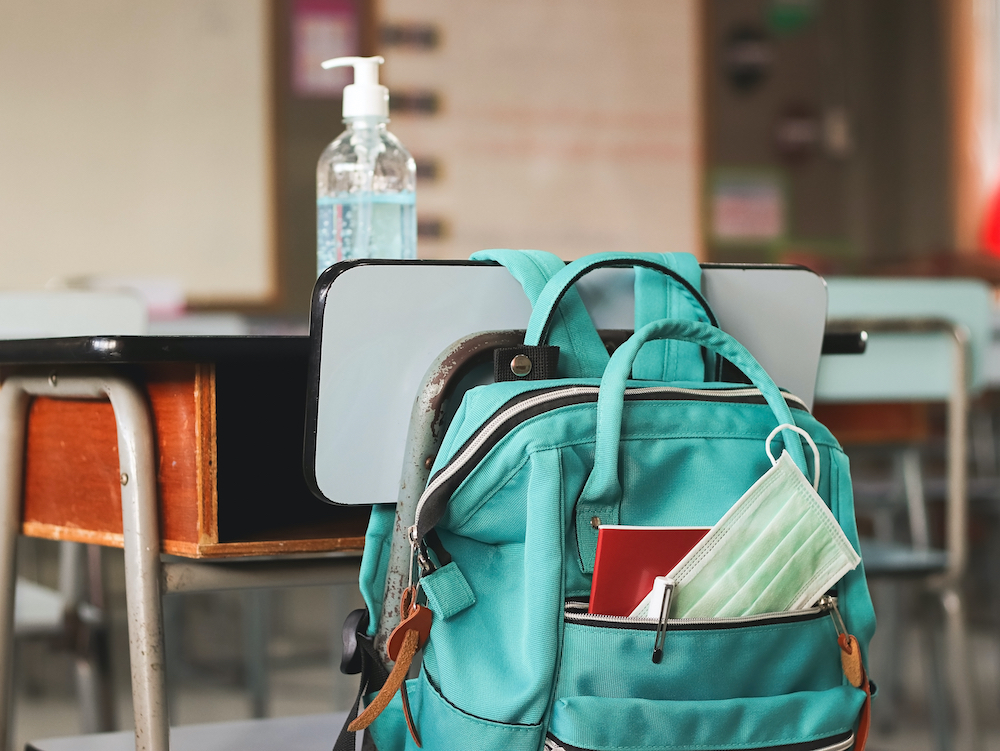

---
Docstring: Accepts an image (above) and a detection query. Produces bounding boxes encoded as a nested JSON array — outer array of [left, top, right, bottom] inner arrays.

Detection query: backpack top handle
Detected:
[[574, 318, 810, 572]]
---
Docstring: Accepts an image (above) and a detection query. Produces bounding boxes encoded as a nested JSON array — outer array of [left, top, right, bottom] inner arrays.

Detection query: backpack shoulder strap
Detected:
[[633, 252, 711, 382], [470, 249, 609, 378]]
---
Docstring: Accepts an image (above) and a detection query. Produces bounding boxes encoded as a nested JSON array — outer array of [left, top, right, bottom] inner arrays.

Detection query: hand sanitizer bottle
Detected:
[[317, 56, 417, 275]]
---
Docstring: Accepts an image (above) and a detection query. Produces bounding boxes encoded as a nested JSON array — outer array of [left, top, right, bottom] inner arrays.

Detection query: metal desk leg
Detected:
[[0, 369, 167, 751], [0, 382, 31, 750], [107, 373, 167, 751]]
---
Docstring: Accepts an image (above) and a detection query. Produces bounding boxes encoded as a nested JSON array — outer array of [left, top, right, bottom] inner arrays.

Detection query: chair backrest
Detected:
[[306, 261, 829, 506], [814, 278, 992, 403], [0, 291, 147, 338]]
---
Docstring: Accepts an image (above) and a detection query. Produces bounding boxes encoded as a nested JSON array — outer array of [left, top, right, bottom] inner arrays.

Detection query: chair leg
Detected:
[[74, 629, 115, 734], [939, 586, 981, 751], [85, 544, 115, 732], [58, 541, 115, 733], [868, 580, 903, 734], [242, 589, 270, 719], [900, 447, 930, 550], [161, 594, 183, 725], [970, 407, 996, 478], [920, 597, 950, 751], [56, 541, 85, 605]]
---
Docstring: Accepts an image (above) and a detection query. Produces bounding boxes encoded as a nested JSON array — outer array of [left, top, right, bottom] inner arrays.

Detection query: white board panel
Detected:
[[308, 262, 828, 505], [0, 0, 274, 304]]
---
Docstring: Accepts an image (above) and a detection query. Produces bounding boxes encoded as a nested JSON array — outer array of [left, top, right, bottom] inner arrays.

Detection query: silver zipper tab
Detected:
[[818, 594, 848, 637]]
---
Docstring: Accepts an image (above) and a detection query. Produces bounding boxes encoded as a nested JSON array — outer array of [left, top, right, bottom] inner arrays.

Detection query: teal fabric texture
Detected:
[[352, 251, 875, 751], [632, 253, 708, 382]]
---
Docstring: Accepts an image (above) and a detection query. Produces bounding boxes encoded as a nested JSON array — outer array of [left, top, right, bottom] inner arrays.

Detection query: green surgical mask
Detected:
[[666, 425, 861, 620]]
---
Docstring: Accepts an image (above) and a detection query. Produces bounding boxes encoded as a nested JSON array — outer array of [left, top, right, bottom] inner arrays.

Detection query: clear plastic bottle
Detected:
[[317, 57, 417, 275]]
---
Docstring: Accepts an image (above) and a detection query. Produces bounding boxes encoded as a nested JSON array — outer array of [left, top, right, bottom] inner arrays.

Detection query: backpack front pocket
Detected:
[[550, 602, 864, 750], [560, 601, 845, 699]]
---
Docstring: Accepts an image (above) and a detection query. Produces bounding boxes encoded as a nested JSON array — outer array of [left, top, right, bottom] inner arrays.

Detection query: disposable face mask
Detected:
[[637, 424, 861, 620]]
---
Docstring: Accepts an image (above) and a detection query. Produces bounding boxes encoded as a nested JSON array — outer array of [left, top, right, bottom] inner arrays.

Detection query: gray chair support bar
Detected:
[[161, 556, 361, 595]]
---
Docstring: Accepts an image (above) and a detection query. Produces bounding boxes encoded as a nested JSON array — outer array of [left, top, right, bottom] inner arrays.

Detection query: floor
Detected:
[[10, 542, 1000, 751], [11, 542, 365, 750]]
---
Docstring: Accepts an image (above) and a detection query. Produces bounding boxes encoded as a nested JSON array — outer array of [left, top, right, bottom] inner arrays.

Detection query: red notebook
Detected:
[[589, 525, 710, 617]]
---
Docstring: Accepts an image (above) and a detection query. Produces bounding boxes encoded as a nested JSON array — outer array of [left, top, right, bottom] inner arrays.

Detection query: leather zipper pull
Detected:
[[821, 596, 871, 751], [839, 633, 871, 751], [387, 587, 433, 661], [348, 629, 419, 738], [348, 586, 432, 747]]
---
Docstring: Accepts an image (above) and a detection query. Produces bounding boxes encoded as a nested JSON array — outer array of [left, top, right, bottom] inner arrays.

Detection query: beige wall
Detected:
[[380, 0, 703, 261], [0, 1, 274, 305]]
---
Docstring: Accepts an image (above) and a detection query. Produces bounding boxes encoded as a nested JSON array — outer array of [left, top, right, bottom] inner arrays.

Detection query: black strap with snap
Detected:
[[493, 345, 560, 382]]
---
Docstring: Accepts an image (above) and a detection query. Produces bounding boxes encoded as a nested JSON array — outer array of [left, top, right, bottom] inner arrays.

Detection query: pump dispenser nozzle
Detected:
[[321, 56, 389, 118]]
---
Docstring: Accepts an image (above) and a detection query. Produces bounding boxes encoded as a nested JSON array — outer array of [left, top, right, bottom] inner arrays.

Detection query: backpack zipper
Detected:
[[563, 597, 835, 631], [414, 385, 808, 533]]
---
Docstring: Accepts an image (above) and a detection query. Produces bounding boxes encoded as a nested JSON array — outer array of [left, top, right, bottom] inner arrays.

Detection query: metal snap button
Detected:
[[510, 354, 533, 377]]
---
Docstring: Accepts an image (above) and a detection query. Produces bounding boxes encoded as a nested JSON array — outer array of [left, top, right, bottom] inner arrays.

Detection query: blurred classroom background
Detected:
[[4, 0, 1000, 749]]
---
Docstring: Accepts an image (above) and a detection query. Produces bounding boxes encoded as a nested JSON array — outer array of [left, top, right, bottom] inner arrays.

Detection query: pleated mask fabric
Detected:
[[669, 450, 861, 619]]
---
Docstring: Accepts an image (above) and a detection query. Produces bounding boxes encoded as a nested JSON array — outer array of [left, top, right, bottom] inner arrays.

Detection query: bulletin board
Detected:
[[379, 0, 703, 260], [0, 1, 275, 306]]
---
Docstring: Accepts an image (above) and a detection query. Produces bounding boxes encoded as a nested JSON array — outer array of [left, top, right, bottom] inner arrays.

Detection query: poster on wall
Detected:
[[378, 0, 701, 261], [708, 170, 787, 246], [291, 0, 358, 97]]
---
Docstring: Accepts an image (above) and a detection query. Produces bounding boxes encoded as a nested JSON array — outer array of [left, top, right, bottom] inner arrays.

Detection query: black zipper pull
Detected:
[[652, 578, 675, 664]]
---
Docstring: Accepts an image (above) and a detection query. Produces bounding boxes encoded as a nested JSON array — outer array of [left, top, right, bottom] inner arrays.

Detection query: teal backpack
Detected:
[[337, 251, 875, 751]]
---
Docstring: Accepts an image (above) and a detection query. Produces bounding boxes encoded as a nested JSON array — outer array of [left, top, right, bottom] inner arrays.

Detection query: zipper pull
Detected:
[[819, 596, 864, 685], [651, 577, 675, 664], [350, 586, 432, 746], [819, 595, 871, 751], [818, 595, 846, 633]]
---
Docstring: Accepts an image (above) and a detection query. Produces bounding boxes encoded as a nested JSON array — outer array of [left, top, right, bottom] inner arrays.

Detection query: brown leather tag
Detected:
[[838, 633, 864, 688], [387, 604, 433, 662]]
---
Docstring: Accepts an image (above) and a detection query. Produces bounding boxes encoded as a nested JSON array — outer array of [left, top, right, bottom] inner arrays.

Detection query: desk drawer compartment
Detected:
[[21, 354, 368, 558]]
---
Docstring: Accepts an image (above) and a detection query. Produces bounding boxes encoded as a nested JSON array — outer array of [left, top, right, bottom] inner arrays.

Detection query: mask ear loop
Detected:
[[765, 424, 821, 492]]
